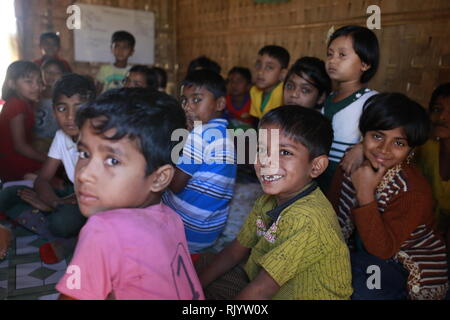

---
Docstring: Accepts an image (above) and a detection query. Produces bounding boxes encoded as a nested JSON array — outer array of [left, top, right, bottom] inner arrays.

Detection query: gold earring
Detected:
[[406, 151, 415, 165]]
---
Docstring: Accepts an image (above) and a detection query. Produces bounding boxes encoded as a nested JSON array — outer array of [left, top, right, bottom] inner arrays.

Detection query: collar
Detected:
[[266, 181, 318, 221]]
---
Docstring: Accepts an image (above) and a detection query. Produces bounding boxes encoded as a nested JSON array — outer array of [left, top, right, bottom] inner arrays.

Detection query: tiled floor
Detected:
[[0, 221, 68, 300]]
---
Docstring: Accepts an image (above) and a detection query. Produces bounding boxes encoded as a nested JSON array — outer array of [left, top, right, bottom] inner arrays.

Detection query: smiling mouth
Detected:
[[261, 174, 283, 182]]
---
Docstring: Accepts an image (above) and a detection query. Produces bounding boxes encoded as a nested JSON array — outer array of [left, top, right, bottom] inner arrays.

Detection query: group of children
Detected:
[[0, 24, 449, 300]]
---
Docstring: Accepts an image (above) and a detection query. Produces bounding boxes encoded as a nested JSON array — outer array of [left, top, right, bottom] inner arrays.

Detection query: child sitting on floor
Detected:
[[0, 61, 46, 182], [162, 69, 237, 253], [328, 92, 448, 300], [318, 25, 379, 193], [249, 45, 290, 120], [56, 88, 203, 300], [197, 106, 352, 300]]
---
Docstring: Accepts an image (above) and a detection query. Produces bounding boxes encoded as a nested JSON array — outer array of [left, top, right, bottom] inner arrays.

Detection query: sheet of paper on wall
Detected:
[[73, 3, 155, 65]]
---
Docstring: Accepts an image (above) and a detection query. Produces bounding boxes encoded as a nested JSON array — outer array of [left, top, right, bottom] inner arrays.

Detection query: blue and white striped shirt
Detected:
[[162, 118, 237, 252]]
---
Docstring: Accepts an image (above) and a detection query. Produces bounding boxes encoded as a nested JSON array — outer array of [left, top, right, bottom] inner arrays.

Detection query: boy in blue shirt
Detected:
[[163, 70, 237, 253]]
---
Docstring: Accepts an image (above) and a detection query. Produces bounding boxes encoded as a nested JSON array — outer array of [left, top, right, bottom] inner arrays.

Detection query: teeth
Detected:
[[262, 175, 282, 182]]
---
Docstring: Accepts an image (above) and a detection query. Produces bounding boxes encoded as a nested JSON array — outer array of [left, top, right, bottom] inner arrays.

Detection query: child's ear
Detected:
[[216, 96, 226, 112], [148, 164, 175, 193], [310, 155, 329, 178], [279, 68, 288, 82], [361, 62, 371, 73]]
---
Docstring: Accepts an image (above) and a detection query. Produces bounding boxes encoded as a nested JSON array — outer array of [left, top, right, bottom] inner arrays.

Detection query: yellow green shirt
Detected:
[[237, 187, 352, 300], [249, 82, 284, 119], [416, 140, 450, 225]]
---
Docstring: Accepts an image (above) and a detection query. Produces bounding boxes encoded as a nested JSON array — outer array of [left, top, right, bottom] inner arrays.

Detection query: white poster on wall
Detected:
[[73, 3, 155, 65]]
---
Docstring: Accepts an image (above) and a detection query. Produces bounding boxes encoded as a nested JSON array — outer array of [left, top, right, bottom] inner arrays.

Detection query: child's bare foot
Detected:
[[0, 225, 12, 260]]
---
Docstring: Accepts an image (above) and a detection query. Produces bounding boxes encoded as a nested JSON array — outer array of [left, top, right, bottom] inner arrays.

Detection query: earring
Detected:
[[406, 151, 415, 165]]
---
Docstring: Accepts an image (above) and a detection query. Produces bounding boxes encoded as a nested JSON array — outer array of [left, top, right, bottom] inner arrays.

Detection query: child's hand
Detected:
[[61, 193, 77, 205], [350, 160, 387, 206], [17, 189, 53, 212], [341, 143, 364, 175], [0, 225, 12, 260]]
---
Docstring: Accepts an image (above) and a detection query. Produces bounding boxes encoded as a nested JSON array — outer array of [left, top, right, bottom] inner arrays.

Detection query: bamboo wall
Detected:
[[15, 0, 178, 94], [176, 0, 450, 107]]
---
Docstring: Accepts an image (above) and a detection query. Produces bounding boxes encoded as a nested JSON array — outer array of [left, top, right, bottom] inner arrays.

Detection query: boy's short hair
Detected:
[[151, 67, 168, 89], [285, 57, 331, 99], [129, 65, 159, 91], [328, 25, 379, 83], [40, 32, 60, 47], [41, 58, 69, 74], [53, 73, 96, 104], [76, 88, 187, 175], [182, 69, 226, 99], [228, 67, 252, 84], [111, 31, 136, 48], [187, 56, 222, 75], [359, 93, 430, 148], [259, 105, 333, 160], [429, 82, 450, 110], [258, 45, 290, 69]]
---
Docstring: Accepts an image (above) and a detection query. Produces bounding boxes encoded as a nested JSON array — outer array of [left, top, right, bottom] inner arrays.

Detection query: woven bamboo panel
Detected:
[[16, 0, 178, 95], [176, 0, 450, 107]]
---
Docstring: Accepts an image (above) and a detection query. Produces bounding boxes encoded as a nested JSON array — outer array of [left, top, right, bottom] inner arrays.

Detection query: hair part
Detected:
[[328, 25, 379, 83], [259, 105, 333, 160], [182, 69, 227, 99], [111, 31, 136, 48], [76, 88, 186, 175], [258, 45, 290, 69], [359, 92, 431, 148], [2, 60, 41, 100]]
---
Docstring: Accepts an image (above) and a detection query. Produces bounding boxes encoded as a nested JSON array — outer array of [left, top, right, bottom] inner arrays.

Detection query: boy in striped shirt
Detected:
[[163, 70, 237, 253]]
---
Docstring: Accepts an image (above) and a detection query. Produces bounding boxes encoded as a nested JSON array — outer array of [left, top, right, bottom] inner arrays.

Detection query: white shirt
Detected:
[[48, 130, 78, 183]]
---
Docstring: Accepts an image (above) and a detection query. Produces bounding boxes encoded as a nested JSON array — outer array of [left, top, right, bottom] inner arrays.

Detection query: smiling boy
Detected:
[[198, 106, 352, 300]]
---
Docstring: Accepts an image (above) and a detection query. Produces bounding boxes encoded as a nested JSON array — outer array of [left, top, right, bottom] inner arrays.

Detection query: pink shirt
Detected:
[[56, 203, 204, 300]]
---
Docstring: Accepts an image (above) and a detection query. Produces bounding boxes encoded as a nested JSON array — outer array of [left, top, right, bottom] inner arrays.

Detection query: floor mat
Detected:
[[0, 220, 68, 300]]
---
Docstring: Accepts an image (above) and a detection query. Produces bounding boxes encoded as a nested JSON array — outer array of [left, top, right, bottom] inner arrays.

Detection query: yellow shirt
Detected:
[[249, 82, 284, 119], [237, 188, 352, 300], [416, 140, 450, 225]]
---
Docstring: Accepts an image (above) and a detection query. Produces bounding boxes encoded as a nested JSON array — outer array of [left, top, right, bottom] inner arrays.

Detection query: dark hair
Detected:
[[187, 56, 221, 75], [76, 88, 186, 175], [182, 69, 226, 99], [151, 67, 168, 90], [128, 65, 159, 91], [285, 57, 331, 103], [2, 61, 41, 100], [429, 82, 450, 110], [258, 45, 290, 69], [259, 105, 333, 160], [359, 93, 430, 148], [328, 25, 379, 83], [228, 67, 252, 84], [111, 31, 136, 48], [40, 32, 60, 47], [41, 58, 69, 74], [53, 73, 96, 104]]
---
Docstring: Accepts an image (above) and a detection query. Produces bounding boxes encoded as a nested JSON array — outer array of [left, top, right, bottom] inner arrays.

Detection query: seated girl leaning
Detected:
[[328, 92, 448, 300]]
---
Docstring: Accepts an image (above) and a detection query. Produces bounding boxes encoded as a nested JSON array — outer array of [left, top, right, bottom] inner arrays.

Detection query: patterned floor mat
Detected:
[[0, 220, 68, 300]]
